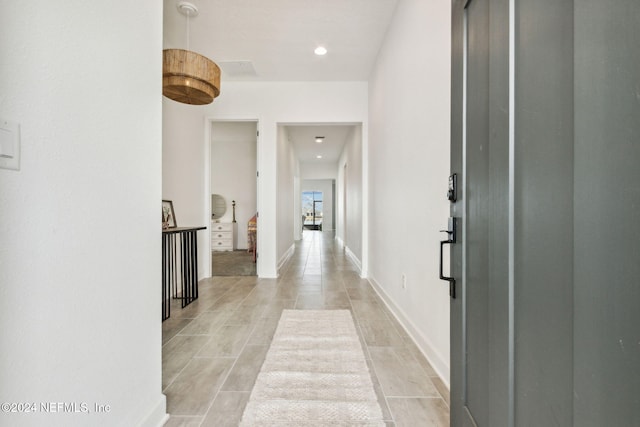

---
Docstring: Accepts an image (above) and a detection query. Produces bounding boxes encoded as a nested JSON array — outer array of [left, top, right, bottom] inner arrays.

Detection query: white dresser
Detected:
[[211, 222, 235, 251]]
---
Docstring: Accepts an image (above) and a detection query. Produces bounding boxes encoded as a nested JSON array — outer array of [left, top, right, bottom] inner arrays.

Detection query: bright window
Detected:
[[302, 191, 323, 230]]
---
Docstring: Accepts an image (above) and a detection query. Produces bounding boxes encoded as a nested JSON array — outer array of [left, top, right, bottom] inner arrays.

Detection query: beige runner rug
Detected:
[[240, 309, 385, 426]]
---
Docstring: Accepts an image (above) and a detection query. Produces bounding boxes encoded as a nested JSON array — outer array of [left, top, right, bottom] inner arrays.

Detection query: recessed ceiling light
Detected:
[[316, 155, 323, 159], [314, 46, 327, 56], [315, 136, 324, 143]]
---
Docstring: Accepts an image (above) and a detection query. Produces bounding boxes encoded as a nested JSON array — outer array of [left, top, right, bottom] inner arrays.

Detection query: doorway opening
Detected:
[[209, 120, 259, 276], [302, 191, 323, 230]]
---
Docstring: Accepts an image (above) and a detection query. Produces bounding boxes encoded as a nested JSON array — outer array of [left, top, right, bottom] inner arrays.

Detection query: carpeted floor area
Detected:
[[240, 309, 385, 426], [212, 250, 257, 276]]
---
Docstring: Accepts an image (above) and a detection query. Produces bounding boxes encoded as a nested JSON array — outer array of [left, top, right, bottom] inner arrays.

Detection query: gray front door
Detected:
[[450, 0, 639, 426], [462, 0, 491, 422], [451, 0, 510, 425]]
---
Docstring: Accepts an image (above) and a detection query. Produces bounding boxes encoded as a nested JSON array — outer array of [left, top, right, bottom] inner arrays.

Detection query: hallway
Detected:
[[162, 231, 450, 426]]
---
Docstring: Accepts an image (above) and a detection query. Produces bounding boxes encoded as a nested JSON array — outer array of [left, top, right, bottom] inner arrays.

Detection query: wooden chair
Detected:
[[247, 214, 257, 262]]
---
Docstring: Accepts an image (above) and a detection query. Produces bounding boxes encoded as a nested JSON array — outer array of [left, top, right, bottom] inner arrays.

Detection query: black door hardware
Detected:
[[439, 217, 456, 298], [447, 173, 457, 202]]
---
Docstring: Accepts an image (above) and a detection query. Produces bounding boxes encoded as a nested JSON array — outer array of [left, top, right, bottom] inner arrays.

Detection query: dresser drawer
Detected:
[[211, 222, 233, 232], [211, 231, 232, 240], [211, 239, 233, 251], [210, 222, 235, 251]]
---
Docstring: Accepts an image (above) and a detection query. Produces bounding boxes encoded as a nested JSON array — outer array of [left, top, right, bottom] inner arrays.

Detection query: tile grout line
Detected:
[[162, 284, 245, 392], [345, 276, 396, 424], [196, 279, 272, 427]]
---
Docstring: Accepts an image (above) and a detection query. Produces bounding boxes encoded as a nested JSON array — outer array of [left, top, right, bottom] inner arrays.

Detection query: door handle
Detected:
[[439, 224, 456, 299]]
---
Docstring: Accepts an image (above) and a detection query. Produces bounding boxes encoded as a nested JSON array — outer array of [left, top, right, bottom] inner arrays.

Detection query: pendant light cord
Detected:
[[186, 10, 190, 50]]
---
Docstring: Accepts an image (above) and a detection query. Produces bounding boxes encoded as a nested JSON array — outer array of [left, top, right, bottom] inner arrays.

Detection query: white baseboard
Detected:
[[368, 276, 450, 389], [277, 244, 295, 275], [345, 246, 362, 274], [137, 394, 168, 427]]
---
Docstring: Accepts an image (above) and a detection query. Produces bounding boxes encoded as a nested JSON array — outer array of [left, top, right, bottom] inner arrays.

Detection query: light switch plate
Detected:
[[0, 118, 20, 171]]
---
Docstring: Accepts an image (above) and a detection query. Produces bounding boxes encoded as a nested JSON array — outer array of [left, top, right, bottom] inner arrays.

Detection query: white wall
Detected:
[[336, 125, 364, 268], [162, 99, 209, 278], [276, 125, 299, 267], [211, 121, 258, 249], [368, 0, 452, 384], [0, 1, 166, 426], [276, 126, 300, 268], [301, 179, 335, 231], [163, 81, 368, 277], [293, 176, 302, 240], [300, 162, 338, 180]]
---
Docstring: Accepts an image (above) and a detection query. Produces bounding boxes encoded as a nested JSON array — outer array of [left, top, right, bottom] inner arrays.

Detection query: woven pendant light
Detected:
[[163, 49, 220, 105], [163, 2, 221, 105]]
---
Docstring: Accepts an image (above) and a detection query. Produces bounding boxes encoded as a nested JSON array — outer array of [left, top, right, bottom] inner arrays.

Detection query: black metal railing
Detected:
[[162, 226, 205, 321]]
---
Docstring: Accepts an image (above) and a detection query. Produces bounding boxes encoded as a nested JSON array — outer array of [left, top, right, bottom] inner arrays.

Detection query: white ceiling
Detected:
[[163, 0, 399, 82], [164, 0, 397, 166], [285, 124, 356, 164]]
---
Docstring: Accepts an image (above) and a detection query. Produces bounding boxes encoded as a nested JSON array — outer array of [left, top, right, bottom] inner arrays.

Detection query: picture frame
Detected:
[[162, 200, 177, 229]]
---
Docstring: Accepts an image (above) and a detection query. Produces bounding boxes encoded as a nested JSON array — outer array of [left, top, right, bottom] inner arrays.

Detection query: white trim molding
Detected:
[[277, 243, 295, 276], [345, 246, 362, 274], [137, 394, 168, 427]]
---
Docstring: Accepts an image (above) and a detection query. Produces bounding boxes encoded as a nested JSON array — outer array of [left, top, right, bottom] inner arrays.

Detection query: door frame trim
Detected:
[[204, 116, 261, 277], [461, 2, 469, 405], [507, 0, 516, 426]]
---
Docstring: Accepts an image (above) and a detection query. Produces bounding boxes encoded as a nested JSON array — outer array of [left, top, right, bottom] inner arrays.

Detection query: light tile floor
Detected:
[[162, 231, 450, 426]]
